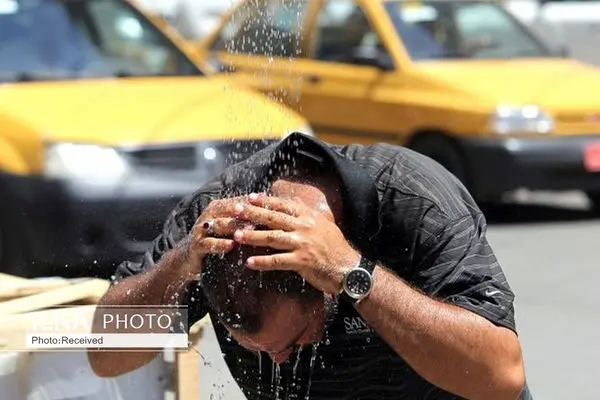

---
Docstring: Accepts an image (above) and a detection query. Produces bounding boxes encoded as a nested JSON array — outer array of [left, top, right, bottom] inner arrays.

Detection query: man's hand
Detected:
[[230, 192, 360, 294], [183, 196, 255, 279]]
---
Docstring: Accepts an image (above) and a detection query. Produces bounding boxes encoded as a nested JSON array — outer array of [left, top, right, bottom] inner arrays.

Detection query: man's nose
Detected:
[[269, 348, 294, 364]]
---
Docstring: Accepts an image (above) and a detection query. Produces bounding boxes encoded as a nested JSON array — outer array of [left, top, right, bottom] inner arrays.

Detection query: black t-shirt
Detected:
[[113, 133, 530, 399]]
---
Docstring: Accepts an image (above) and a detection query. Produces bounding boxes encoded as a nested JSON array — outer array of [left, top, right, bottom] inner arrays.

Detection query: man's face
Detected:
[[225, 295, 324, 364]]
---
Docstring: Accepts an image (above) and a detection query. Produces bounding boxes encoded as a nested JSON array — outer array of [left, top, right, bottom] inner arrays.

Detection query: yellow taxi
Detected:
[[0, 0, 310, 277], [199, 0, 600, 208]]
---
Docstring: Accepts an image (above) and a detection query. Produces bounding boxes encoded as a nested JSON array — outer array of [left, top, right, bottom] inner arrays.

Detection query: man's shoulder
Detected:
[[335, 142, 480, 221], [334, 141, 443, 177]]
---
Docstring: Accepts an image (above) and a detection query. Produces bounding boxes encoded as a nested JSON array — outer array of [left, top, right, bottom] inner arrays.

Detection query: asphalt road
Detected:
[[483, 191, 600, 400], [194, 191, 600, 400]]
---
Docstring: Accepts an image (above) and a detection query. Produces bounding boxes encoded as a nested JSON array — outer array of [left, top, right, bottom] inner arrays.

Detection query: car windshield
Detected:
[[0, 0, 201, 82], [383, 0, 552, 61]]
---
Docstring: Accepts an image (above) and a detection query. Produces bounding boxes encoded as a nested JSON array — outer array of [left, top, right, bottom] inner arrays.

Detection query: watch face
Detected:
[[345, 268, 372, 298]]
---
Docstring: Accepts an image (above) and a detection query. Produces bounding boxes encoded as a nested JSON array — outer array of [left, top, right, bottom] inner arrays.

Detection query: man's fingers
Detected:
[[233, 229, 297, 250], [246, 253, 297, 272], [234, 203, 298, 231], [205, 196, 252, 218], [196, 237, 235, 254], [208, 218, 252, 237], [248, 193, 299, 216], [194, 196, 256, 234]]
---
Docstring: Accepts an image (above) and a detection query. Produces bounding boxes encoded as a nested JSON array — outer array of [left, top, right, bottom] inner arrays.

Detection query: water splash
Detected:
[[304, 343, 319, 400], [292, 345, 303, 379], [271, 360, 275, 387], [274, 363, 282, 400], [258, 351, 262, 375], [257, 351, 263, 395]]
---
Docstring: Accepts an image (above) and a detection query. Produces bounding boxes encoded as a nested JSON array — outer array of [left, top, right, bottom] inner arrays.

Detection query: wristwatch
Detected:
[[340, 256, 376, 306]]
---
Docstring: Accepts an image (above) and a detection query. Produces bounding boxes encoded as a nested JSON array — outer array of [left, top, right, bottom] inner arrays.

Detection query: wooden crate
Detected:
[[0, 273, 205, 400]]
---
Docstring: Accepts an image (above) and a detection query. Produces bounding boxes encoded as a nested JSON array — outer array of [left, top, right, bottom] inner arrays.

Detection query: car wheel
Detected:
[[408, 133, 469, 187], [586, 191, 600, 213], [0, 188, 29, 277]]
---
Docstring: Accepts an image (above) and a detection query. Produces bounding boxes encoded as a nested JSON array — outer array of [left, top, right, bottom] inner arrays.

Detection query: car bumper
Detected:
[[4, 170, 209, 277], [459, 135, 600, 199]]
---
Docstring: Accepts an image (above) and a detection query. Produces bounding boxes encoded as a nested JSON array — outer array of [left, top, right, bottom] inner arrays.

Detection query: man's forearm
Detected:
[[98, 244, 193, 308], [355, 266, 525, 400], [88, 244, 193, 377]]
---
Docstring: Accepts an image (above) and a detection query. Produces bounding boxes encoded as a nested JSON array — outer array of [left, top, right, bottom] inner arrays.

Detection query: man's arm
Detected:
[[87, 186, 220, 377], [356, 268, 524, 400], [88, 240, 197, 377], [355, 213, 525, 400]]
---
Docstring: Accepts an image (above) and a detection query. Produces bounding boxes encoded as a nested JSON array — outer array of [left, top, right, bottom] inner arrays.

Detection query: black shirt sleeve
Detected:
[[111, 178, 224, 327], [411, 210, 517, 333]]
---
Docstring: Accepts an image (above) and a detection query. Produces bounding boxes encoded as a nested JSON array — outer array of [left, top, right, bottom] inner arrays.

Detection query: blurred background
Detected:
[[1, 0, 599, 399]]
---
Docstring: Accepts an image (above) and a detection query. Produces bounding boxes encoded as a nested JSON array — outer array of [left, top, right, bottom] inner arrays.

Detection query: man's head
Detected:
[[201, 242, 324, 362], [200, 174, 342, 363]]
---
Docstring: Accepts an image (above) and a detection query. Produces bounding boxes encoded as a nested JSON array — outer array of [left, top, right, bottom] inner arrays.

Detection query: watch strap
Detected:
[[358, 256, 376, 274]]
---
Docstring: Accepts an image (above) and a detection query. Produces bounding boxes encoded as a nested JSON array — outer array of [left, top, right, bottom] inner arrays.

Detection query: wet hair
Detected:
[[200, 145, 337, 333], [200, 242, 322, 334]]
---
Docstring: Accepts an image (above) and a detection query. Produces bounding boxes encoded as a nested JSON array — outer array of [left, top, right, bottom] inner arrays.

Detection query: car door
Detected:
[[298, 0, 401, 145], [203, 0, 402, 146]]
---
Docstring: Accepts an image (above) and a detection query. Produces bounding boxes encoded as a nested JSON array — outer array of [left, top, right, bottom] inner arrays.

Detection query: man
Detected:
[[89, 132, 531, 400]]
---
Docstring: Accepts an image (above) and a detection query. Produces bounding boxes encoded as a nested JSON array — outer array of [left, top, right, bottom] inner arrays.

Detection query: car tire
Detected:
[[0, 187, 29, 277], [407, 133, 470, 188]]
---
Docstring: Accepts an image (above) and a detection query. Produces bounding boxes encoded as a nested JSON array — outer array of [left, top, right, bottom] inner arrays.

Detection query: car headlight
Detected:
[[489, 105, 554, 134], [44, 143, 130, 184], [283, 125, 315, 138]]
